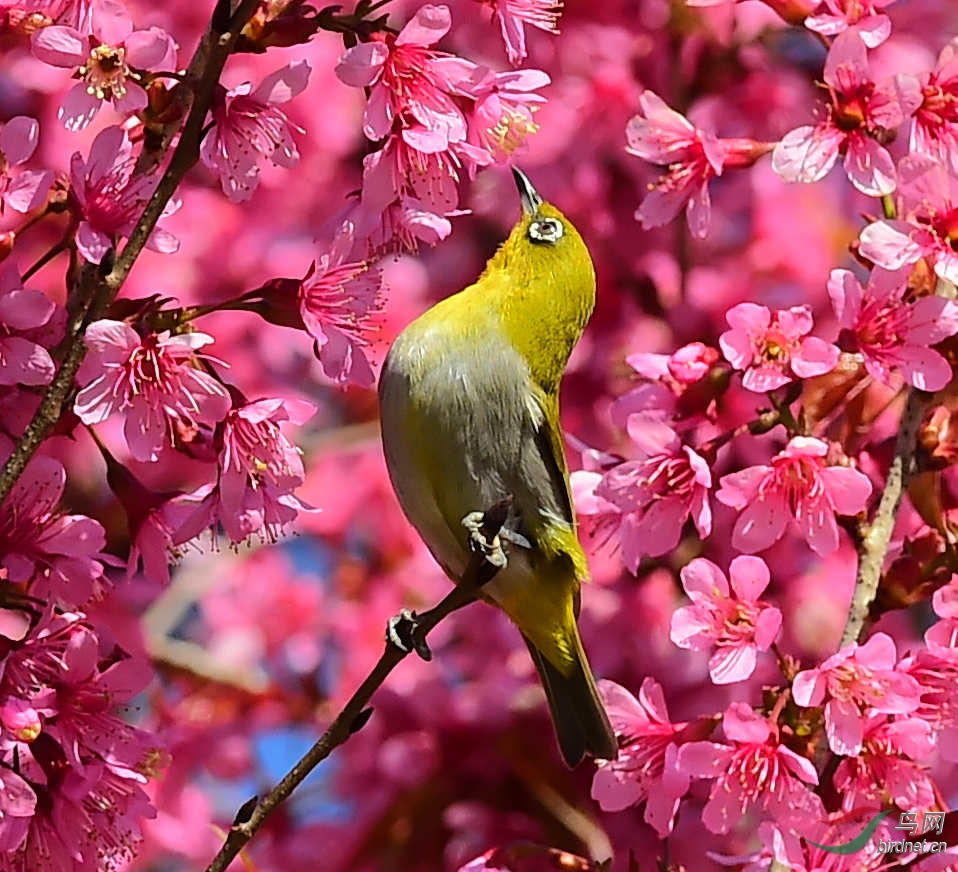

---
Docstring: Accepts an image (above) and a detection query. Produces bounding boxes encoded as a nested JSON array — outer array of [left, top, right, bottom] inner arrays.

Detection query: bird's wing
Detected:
[[517, 385, 590, 584]]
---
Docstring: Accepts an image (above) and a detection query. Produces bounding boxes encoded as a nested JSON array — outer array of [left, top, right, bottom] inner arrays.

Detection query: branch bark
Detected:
[[203, 541, 502, 872], [840, 387, 930, 647]]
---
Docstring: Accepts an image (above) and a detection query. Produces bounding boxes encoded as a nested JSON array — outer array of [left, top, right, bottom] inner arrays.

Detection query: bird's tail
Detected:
[[524, 628, 618, 767]]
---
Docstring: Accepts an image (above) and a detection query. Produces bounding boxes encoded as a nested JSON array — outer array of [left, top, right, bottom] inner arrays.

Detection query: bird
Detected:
[[378, 167, 617, 767]]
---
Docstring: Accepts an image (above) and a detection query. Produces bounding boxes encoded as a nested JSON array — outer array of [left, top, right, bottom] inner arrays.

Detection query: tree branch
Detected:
[[0, 0, 260, 505], [203, 507, 507, 872], [840, 387, 930, 647]]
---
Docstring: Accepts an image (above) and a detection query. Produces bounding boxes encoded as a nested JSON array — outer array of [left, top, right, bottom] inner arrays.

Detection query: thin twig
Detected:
[[0, 0, 260, 506], [202, 509, 506, 872], [840, 387, 930, 647]]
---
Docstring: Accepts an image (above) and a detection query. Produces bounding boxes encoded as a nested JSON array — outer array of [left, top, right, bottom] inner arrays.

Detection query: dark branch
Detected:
[[202, 506, 505, 872]]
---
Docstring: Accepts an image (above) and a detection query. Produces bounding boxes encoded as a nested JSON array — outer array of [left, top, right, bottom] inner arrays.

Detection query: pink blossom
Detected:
[[31, 0, 177, 130], [200, 60, 310, 203], [1, 1, 93, 35], [911, 39, 958, 173], [69, 125, 179, 263], [590, 678, 691, 837], [665, 341, 720, 384], [828, 266, 958, 391], [804, 0, 896, 47], [335, 5, 472, 146], [456, 65, 549, 160], [678, 702, 822, 835], [0, 447, 105, 606], [716, 436, 872, 555], [299, 232, 384, 387], [0, 768, 35, 852], [627, 91, 773, 238], [761, 818, 888, 872], [626, 91, 724, 239], [349, 190, 453, 255], [572, 414, 711, 572], [173, 396, 315, 546], [792, 633, 922, 755], [901, 645, 958, 761], [719, 302, 839, 392], [0, 115, 52, 213], [858, 154, 958, 285], [100, 451, 193, 586], [832, 714, 936, 813], [771, 28, 921, 195], [0, 262, 56, 386], [475, 0, 561, 65], [354, 131, 487, 247], [0, 610, 163, 867], [362, 125, 490, 217], [73, 319, 231, 462], [670, 556, 783, 685]]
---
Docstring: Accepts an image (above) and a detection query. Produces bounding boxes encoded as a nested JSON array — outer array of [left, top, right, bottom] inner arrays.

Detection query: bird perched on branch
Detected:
[[378, 168, 616, 767]]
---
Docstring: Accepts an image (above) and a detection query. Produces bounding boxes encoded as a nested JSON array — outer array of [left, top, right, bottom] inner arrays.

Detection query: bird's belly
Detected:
[[379, 331, 532, 583]]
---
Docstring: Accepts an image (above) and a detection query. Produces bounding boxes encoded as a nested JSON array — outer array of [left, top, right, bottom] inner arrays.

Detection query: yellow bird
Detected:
[[378, 168, 616, 766]]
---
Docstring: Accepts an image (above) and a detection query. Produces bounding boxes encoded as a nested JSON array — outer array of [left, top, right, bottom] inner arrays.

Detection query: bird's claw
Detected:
[[462, 511, 508, 568], [386, 608, 432, 661]]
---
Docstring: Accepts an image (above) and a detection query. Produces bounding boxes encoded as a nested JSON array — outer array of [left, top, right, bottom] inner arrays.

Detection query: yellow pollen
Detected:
[[81, 44, 134, 101], [489, 108, 539, 156]]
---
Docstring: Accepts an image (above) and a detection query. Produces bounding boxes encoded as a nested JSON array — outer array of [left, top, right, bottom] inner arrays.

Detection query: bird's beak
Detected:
[[512, 167, 543, 216]]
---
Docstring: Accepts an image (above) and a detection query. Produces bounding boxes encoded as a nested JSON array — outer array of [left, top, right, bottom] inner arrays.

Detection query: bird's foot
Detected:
[[386, 608, 433, 661], [462, 511, 508, 568]]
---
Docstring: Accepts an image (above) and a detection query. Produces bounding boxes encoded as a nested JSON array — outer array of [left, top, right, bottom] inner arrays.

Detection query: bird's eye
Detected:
[[528, 217, 564, 245]]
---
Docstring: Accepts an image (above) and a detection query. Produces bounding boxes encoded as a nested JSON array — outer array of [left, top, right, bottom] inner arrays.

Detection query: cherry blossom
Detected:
[[31, 0, 177, 131], [716, 436, 872, 555], [201, 60, 311, 202], [804, 0, 897, 47], [792, 633, 922, 755], [335, 4, 472, 146], [173, 396, 315, 546], [911, 38, 958, 171], [298, 235, 384, 387], [719, 302, 839, 392], [69, 125, 179, 263], [678, 702, 823, 835], [626, 91, 771, 238], [0, 446, 105, 606], [73, 320, 231, 462], [0, 0, 93, 35], [0, 262, 56, 386], [670, 555, 783, 685], [832, 714, 936, 812], [475, 0, 561, 65], [572, 414, 711, 571], [772, 28, 921, 195], [590, 678, 691, 837], [828, 266, 958, 391], [456, 65, 549, 160], [0, 610, 162, 868], [858, 154, 958, 285], [0, 116, 52, 213]]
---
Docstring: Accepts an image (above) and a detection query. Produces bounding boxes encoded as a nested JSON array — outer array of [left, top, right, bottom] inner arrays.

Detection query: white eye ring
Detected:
[[528, 217, 564, 244]]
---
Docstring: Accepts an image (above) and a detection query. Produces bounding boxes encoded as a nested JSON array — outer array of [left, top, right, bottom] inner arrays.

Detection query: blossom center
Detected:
[[763, 456, 824, 511], [82, 44, 133, 101], [855, 299, 907, 352], [488, 107, 539, 155]]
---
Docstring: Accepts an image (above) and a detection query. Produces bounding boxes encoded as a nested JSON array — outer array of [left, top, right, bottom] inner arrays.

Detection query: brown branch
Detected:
[[202, 506, 508, 872], [840, 387, 931, 647], [0, 0, 260, 505]]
